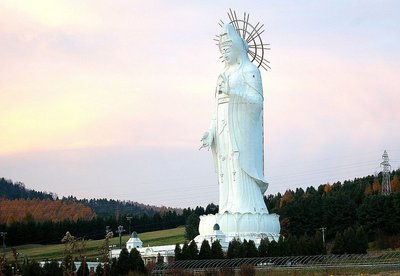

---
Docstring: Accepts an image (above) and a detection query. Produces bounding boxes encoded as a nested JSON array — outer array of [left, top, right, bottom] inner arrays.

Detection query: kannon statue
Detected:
[[201, 24, 268, 214]]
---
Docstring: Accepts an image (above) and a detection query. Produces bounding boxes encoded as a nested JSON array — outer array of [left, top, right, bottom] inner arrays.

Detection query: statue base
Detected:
[[194, 211, 280, 248]]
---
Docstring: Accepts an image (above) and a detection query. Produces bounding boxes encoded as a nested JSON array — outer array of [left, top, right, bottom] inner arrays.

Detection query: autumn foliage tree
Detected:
[[391, 175, 400, 193], [0, 199, 95, 224]]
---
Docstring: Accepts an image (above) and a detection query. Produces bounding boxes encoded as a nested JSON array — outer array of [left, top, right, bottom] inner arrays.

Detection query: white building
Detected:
[[110, 232, 175, 264]]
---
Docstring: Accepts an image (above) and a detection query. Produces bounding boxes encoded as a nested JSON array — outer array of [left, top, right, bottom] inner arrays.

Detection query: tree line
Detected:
[[174, 233, 328, 261], [183, 170, 400, 252], [0, 205, 217, 246], [265, 170, 400, 249], [2, 169, 399, 250], [0, 178, 54, 200]]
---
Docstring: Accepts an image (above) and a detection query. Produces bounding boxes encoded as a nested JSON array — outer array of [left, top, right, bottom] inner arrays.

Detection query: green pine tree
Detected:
[[174, 243, 182, 261], [331, 232, 345, 254], [185, 213, 200, 240], [343, 227, 356, 254], [211, 240, 224, 259], [258, 238, 269, 257], [227, 238, 242, 259], [247, 240, 259, 258], [117, 248, 132, 275], [181, 241, 190, 260], [188, 240, 199, 260], [129, 248, 146, 274], [199, 240, 212, 260], [355, 226, 369, 254]]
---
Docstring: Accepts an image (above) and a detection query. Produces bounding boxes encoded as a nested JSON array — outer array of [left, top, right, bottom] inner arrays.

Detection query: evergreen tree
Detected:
[[268, 240, 280, 257], [129, 248, 146, 274], [258, 238, 269, 257], [211, 240, 224, 259], [205, 203, 219, 214], [180, 241, 190, 260], [174, 243, 182, 261], [285, 235, 299, 256], [185, 213, 200, 240], [199, 240, 212, 260], [241, 239, 249, 258], [299, 235, 317, 256], [95, 264, 104, 276], [247, 240, 259, 258], [355, 226, 369, 254], [331, 232, 345, 254], [343, 227, 356, 254], [188, 240, 199, 260], [227, 238, 242, 259], [117, 248, 132, 275]]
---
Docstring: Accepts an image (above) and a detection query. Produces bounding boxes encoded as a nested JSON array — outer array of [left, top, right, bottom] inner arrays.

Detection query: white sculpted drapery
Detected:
[[201, 24, 268, 214]]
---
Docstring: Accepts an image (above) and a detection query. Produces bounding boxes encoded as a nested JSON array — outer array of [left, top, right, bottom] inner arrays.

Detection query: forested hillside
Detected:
[[63, 197, 159, 217], [0, 199, 95, 224], [264, 169, 400, 248], [0, 178, 54, 200], [0, 177, 215, 246], [0, 178, 170, 218], [1, 170, 400, 249]]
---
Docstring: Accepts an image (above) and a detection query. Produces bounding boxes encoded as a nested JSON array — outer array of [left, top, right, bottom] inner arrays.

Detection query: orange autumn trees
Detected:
[[0, 199, 95, 224]]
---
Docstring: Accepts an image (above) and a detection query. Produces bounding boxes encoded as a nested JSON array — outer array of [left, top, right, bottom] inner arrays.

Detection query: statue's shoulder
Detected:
[[242, 62, 260, 73], [241, 62, 261, 81]]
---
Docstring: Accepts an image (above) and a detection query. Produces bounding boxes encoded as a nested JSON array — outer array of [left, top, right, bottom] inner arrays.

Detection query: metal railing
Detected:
[[152, 252, 400, 274]]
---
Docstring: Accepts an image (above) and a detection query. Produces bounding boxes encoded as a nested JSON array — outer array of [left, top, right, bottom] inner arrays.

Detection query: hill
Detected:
[[0, 199, 96, 224], [0, 177, 178, 218], [0, 178, 54, 200], [0, 177, 195, 246], [264, 169, 400, 249]]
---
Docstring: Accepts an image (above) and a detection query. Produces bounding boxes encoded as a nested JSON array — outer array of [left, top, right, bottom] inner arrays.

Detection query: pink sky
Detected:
[[1, 1, 400, 207]]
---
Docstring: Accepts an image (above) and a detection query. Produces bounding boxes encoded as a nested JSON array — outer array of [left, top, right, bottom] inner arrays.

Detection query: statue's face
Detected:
[[220, 35, 238, 66], [222, 46, 237, 65]]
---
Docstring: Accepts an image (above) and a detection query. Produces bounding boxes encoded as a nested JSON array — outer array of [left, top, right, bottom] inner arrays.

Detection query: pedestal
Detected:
[[194, 211, 280, 248]]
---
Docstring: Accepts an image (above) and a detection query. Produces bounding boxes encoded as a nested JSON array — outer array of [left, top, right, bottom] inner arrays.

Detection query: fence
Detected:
[[152, 252, 400, 274]]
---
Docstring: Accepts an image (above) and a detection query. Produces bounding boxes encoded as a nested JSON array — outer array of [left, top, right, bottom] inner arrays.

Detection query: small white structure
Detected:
[[126, 232, 143, 251], [195, 223, 228, 249], [110, 232, 175, 264]]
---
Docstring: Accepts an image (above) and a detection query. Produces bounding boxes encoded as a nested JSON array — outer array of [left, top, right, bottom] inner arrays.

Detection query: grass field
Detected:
[[2, 226, 185, 262]]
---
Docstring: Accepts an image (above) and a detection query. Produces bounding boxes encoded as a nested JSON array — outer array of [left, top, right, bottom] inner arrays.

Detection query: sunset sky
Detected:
[[1, 1, 399, 208]]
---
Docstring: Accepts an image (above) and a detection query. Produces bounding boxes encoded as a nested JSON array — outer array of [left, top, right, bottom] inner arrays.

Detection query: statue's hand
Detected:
[[218, 76, 229, 95], [200, 132, 212, 150]]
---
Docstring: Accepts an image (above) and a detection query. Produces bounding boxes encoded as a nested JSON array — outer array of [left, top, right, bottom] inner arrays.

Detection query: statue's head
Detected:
[[219, 24, 249, 67]]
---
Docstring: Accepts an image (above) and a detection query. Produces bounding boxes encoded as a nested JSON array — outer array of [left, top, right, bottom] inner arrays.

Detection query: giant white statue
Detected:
[[201, 23, 268, 214], [196, 12, 280, 246]]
